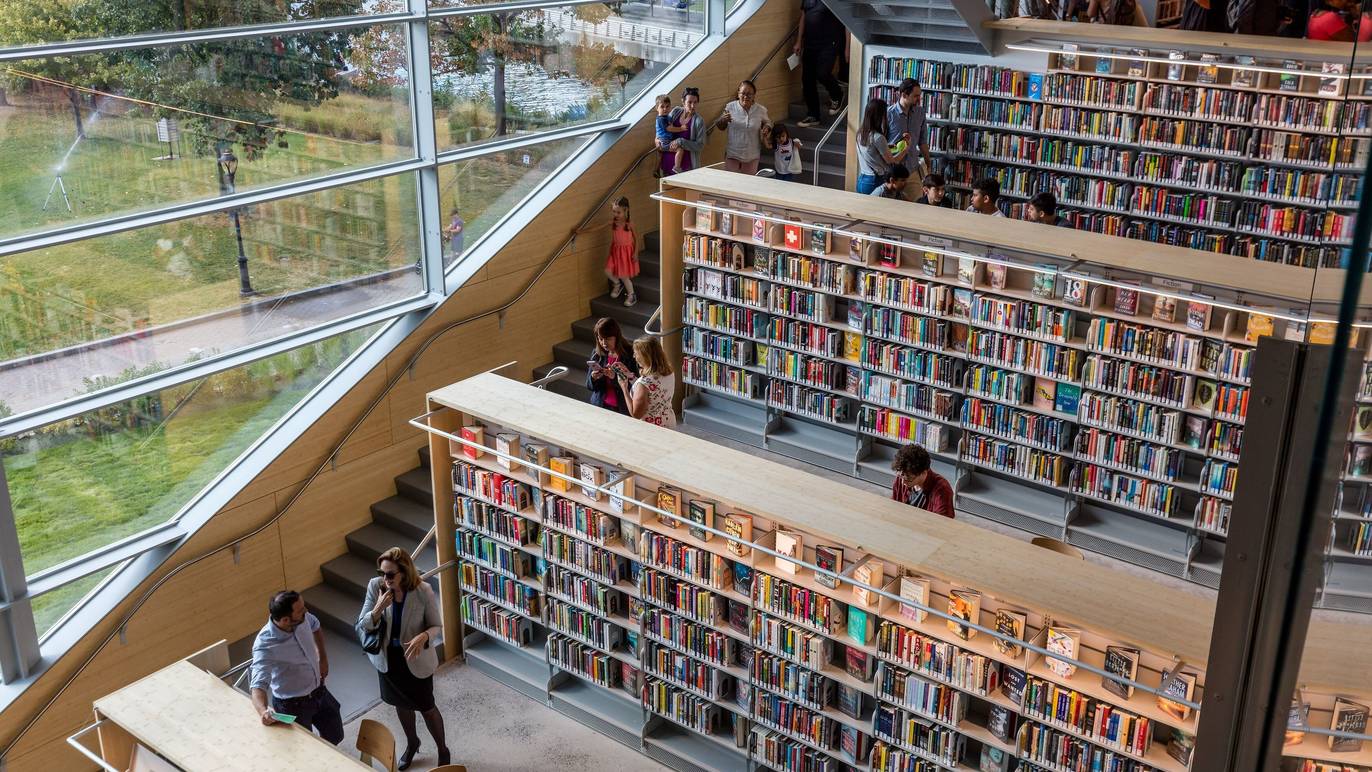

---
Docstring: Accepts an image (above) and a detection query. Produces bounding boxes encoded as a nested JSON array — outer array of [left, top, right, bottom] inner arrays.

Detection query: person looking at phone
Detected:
[[586, 317, 640, 414], [249, 590, 344, 745]]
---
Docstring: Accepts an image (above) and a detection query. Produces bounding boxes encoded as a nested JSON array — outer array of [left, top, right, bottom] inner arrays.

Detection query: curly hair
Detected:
[[891, 444, 932, 477]]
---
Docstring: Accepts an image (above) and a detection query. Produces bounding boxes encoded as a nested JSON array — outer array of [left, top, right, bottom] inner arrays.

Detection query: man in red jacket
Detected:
[[891, 444, 955, 518]]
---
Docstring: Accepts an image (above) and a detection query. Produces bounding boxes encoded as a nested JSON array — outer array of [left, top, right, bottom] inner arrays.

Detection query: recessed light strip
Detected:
[[1004, 41, 1362, 80]]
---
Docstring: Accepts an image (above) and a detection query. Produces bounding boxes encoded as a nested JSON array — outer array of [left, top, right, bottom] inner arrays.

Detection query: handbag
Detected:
[[360, 598, 385, 655]]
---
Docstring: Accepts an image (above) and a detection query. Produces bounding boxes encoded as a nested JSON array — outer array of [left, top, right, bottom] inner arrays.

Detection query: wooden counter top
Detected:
[[429, 373, 1368, 694], [93, 661, 369, 771], [659, 168, 1363, 309]]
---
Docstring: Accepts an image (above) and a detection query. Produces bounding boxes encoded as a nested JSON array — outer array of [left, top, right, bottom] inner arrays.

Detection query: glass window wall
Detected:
[[0, 23, 414, 241]]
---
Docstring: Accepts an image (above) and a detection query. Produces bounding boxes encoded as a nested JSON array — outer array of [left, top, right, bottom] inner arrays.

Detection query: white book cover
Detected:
[[775, 529, 803, 574]]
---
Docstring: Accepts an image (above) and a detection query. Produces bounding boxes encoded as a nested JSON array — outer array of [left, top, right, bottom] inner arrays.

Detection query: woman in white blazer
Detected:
[[357, 547, 449, 769]]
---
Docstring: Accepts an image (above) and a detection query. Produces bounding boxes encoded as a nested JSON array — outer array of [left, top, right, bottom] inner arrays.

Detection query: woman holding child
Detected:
[[656, 86, 705, 176]]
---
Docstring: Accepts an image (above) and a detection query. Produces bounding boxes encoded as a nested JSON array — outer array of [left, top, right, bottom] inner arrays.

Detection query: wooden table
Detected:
[[91, 660, 370, 771]]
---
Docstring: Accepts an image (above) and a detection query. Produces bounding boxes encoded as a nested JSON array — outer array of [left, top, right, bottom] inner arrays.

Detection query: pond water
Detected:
[[436, 62, 612, 119]]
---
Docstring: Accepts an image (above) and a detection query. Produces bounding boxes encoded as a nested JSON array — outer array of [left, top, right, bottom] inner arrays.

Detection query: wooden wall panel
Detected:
[[0, 2, 802, 767]]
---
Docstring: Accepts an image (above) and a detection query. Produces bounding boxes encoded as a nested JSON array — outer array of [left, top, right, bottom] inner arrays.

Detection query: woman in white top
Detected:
[[618, 337, 677, 428], [715, 80, 771, 175], [856, 97, 907, 195]]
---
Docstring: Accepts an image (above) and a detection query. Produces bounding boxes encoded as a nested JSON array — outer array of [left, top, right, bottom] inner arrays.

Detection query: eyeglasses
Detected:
[[377, 570, 399, 579]]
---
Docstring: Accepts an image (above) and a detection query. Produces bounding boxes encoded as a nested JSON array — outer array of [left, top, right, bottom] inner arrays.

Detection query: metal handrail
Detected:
[[65, 720, 120, 772], [0, 25, 800, 764], [530, 365, 569, 388], [414, 525, 438, 560], [643, 306, 682, 339], [811, 108, 846, 187]]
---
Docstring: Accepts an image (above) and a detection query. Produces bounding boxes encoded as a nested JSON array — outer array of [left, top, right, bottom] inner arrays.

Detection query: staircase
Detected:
[[301, 446, 438, 639], [784, 99, 847, 191], [531, 232, 662, 401]]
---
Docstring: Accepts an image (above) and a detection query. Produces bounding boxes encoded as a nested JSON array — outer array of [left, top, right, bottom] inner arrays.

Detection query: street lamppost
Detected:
[[616, 69, 630, 104], [216, 147, 255, 297]]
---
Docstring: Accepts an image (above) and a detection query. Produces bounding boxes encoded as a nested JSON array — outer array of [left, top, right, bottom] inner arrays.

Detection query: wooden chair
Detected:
[[356, 718, 397, 772], [430, 766, 468, 772], [1031, 536, 1084, 560]]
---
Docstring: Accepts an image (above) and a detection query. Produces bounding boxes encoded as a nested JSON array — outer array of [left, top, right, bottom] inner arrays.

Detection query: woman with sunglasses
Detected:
[[357, 547, 450, 769]]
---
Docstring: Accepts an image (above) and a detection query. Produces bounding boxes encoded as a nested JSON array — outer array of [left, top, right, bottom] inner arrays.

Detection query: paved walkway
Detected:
[[0, 270, 420, 414]]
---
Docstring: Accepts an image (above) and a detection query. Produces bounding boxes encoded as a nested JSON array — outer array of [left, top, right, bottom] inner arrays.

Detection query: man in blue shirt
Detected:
[[886, 78, 932, 177], [249, 590, 343, 744]]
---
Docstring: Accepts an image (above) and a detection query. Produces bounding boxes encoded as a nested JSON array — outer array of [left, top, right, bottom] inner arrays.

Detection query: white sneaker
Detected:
[[827, 99, 843, 115], [797, 116, 821, 128], [624, 294, 637, 307], [610, 283, 623, 298]]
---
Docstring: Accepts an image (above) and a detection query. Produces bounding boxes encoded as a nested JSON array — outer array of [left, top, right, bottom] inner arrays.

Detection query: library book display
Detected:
[[865, 42, 1370, 268], [655, 168, 1372, 611], [416, 372, 1370, 772]]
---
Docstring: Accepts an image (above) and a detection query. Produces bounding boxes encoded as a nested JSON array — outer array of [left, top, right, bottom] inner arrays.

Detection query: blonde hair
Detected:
[[633, 337, 673, 377], [377, 546, 421, 592]]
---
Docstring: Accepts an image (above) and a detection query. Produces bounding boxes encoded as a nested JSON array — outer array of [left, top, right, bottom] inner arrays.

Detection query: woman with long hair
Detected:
[[586, 317, 640, 414], [618, 336, 677, 427], [856, 98, 907, 195], [356, 547, 448, 769]]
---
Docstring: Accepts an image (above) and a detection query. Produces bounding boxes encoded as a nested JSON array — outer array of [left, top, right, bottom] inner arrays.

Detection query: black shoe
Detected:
[[398, 741, 421, 771], [437, 747, 451, 766]]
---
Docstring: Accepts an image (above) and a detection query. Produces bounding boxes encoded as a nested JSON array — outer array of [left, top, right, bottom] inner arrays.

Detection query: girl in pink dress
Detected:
[[604, 196, 640, 306]]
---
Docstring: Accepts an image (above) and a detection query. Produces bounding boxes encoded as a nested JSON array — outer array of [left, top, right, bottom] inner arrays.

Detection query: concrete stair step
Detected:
[[394, 467, 432, 505], [533, 363, 592, 403], [346, 523, 438, 572], [370, 494, 434, 542], [302, 583, 365, 638], [320, 552, 380, 599], [553, 339, 596, 369], [589, 295, 657, 330], [418, 444, 430, 469]]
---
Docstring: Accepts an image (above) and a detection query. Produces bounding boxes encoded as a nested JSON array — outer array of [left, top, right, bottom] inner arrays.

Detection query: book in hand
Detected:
[[993, 609, 1026, 658], [898, 574, 930, 623], [655, 485, 682, 528], [774, 528, 803, 574], [852, 558, 884, 607], [494, 433, 521, 471], [1186, 300, 1211, 332], [814, 544, 843, 589], [687, 499, 715, 541], [549, 455, 576, 493], [724, 512, 753, 556], [1156, 667, 1198, 722], [1286, 692, 1310, 747], [1330, 697, 1370, 752], [947, 588, 982, 640], [579, 462, 604, 500], [1045, 626, 1081, 678], [460, 425, 485, 459], [1101, 645, 1141, 700], [987, 705, 1016, 744]]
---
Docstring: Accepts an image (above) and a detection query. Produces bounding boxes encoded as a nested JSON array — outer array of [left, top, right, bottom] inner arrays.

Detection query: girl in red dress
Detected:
[[603, 197, 640, 306]]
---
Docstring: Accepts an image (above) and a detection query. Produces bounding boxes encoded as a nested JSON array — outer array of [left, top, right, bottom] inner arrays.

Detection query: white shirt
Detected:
[[724, 100, 770, 163], [774, 139, 802, 174]]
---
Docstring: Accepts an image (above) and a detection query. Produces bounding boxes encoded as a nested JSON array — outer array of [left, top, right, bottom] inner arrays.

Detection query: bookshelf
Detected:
[[864, 49, 1370, 269], [422, 372, 1372, 772], [658, 168, 1372, 613]]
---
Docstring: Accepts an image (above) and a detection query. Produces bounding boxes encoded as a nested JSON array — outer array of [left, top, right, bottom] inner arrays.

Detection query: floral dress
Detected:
[[635, 373, 677, 428]]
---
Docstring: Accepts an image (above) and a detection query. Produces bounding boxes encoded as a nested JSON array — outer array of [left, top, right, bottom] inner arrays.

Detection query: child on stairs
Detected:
[[575, 196, 640, 307]]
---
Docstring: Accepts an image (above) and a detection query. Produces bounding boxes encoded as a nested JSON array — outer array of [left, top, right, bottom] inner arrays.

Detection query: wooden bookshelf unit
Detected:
[[421, 372, 1372, 772], [658, 168, 1372, 614], [865, 47, 1369, 269]]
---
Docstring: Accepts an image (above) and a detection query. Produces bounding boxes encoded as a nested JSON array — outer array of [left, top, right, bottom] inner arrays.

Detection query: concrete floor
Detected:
[[341, 662, 669, 772]]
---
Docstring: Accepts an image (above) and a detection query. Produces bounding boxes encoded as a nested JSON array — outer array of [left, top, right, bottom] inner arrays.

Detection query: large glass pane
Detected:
[[0, 0, 388, 46], [7, 324, 380, 579], [0, 23, 412, 240], [430, 3, 703, 151], [437, 135, 589, 270], [33, 566, 116, 639], [0, 173, 422, 415]]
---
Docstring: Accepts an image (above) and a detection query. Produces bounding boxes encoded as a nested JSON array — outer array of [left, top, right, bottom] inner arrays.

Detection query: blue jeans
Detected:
[[857, 174, 881, 195]]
